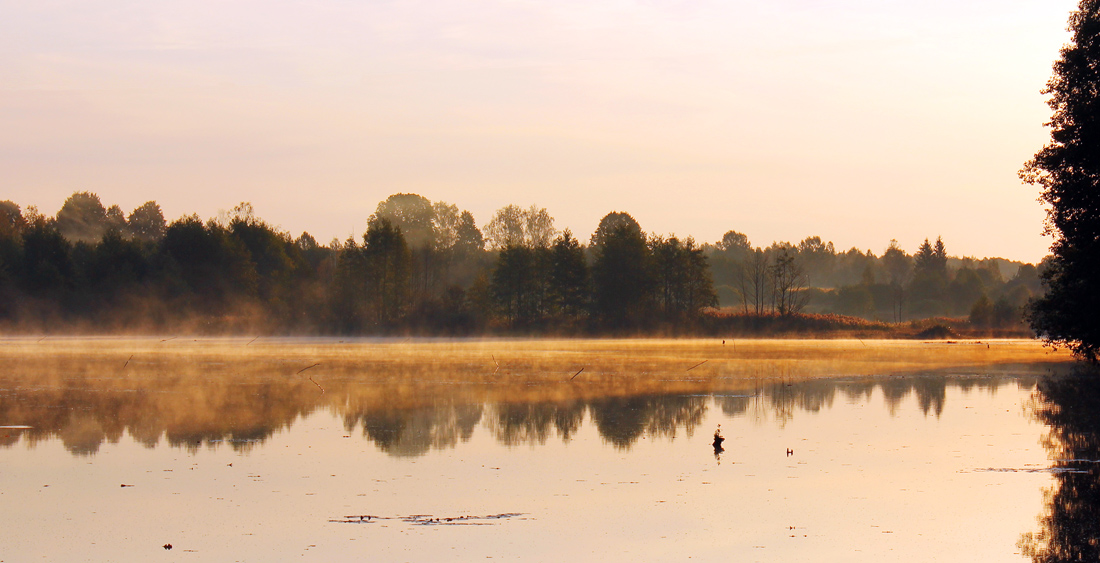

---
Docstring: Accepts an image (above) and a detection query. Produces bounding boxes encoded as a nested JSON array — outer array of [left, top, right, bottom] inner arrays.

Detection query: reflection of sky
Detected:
[[0, 375, 1050, 561], [0, 0, 1078, 261]]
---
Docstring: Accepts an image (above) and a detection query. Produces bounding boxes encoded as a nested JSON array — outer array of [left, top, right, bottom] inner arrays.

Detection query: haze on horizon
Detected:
[[1, 0, 1078, 263]]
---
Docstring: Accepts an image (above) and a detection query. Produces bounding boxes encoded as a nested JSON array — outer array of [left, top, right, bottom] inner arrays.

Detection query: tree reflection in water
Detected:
[[488, 401, 586, 446], [589, 394, 708, 448], [0, 364, 1041, 457], [346, 403, 484, 457], [1020, 368, 1100, 562]]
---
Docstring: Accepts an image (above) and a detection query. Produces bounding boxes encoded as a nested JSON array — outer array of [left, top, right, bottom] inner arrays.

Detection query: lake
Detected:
[[0, 337, 1088, 561]]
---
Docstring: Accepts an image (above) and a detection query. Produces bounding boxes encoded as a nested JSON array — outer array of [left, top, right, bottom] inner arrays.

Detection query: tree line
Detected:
[[0, 191, 1043, 335], [708, 233, 1043, 330]]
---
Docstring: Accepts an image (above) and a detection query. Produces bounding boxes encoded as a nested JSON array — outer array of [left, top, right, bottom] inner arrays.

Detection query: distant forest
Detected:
[[0, 192, 1045, 335]]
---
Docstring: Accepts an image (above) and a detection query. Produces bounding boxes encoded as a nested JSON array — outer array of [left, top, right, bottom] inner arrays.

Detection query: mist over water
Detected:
[[0, 338, 1081, 561]]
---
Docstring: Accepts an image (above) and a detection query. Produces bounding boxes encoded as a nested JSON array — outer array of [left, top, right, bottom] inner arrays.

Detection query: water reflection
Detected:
[[487, 401, 585, 446], [346, 402, 484, 458], [589, 394, 708, 449], [0, 355, 1047, 457], [1021, 368, 1100, 562]]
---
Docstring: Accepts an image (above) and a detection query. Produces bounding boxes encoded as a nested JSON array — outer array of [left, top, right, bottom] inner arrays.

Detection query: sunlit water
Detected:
[[0, 338, 1082, 561]]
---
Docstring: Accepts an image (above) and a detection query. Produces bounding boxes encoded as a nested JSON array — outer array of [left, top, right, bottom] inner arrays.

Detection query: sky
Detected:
[[0, 0, 1081, 263]]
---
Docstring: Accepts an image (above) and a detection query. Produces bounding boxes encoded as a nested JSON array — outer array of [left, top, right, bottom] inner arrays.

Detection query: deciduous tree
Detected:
[[1021, 0, 1100, 361]]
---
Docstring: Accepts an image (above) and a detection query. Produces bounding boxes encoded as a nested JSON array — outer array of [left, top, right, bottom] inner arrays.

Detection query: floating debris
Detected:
[[296, 363, 321, 375], [971, 467, 1089, 474], [406, 513, 524, 526], [329, 513, 525, 526], [162, 544, 172, 550]]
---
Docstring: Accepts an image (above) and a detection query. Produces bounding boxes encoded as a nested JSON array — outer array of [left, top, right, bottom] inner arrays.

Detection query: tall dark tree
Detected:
[[908, 237, 949, 317], [548, 230, 588, 319], [21, 217, 73, 296], [160, 215, 258, 309], [491, 244, 538, 327], [362, 218, 412, 327], [592, 219, 653, 329], [226, 204, 298, 308], [0, 202, 24, 289], [651, 235, 717, 321], [328, 236, 369, 332], [1021, 0, 1100, 361]]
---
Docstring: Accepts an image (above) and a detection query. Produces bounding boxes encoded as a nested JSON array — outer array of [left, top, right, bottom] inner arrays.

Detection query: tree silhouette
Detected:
[[127, 201, 166, 242], [1021, 0, 1100, 361], [771, 246, 808, 315], [589, 211, 641, 250], [592, 218, 653, 329], [363, 218, 412, 327], [55, 192, 109, 243], [548, 229, 588, 319], [491, 244, 539, 326]]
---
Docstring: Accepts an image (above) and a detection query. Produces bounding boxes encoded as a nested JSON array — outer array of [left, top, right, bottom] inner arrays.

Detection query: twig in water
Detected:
[[246, 336, 259, 346], [37, 335, 48, 343], [309, 375, 325, 394], [160, 336, 177, 343], [570, 367, 585, 381], [492, 355, 500, 373], [297, 363, 321, 375], [686, 360, 709, 372], [858, 338, 866, 347], [124, 354, 133, 368]]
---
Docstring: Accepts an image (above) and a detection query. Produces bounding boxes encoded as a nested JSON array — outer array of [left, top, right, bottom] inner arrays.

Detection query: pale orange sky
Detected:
[[0, 0, 1080, 262]]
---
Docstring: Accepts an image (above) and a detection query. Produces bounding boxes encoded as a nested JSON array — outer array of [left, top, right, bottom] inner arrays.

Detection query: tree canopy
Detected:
[[1022, 0, 1100, 362]]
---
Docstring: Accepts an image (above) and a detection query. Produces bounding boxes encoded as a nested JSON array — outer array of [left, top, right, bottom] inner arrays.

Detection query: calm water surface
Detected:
[[0, 338, 1087, 562]]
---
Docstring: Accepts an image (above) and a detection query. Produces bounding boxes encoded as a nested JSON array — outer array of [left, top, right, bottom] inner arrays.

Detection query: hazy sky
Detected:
[[0, 0, 1080, 262]]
